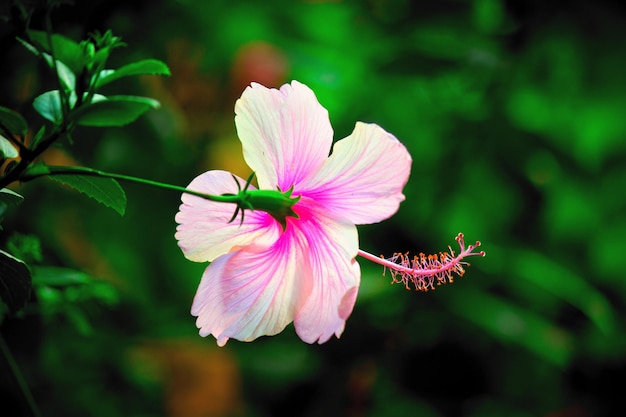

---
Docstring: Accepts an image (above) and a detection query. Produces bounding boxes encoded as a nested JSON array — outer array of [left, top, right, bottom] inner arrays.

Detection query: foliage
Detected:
[[0, 17, 169, 324]]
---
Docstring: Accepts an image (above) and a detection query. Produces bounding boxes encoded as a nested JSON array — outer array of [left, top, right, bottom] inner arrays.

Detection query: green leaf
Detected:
[[50, 174, 127, 216], [444, 288, 574, 368], [92, 48, 112, 71], [0, 189, 24, 229], [0, 188, 24, 205], [72, 95, 160, 127], [95, 59, 171, 88], [0, 106, 28, 135], [472, 0, 505, 34], [0, 135, 18, 158], [65, 305, 93, 335], [33, 90, 63, 124], [32, 266, 119, 333], [31, 125, 46, 148], [42, 53, 76, 92], [32, 266, 92, 286], [16, 36, 41, 57], [6, 233, 43, 264], [80, 40, 95, 64], [89, 30, 125, 68], [0, 250, 32, 314], [27, 30, 84, 74], [514, 249, 617, 334], [33, 266, 119, 305]]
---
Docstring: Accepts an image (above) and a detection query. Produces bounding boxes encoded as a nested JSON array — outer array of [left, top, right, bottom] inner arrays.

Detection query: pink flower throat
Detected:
[[357, 233, 485, 292]]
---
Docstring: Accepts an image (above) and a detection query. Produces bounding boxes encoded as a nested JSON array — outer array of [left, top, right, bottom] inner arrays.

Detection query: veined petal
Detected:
[[175, 170, 280, 262], [235, 81, 334, 191], [301, 122, 411, 225], [293, 199, 360, 344], [191, 231, 307, 346]]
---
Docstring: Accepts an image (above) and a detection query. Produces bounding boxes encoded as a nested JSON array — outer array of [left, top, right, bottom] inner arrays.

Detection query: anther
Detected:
[[357, 234, 485, 293]]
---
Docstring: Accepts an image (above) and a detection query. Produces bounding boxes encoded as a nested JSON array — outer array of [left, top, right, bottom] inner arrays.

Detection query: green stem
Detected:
[[23, 165, 241, 204], [0, 334, 42, 417], [0, 127, 65, 190]]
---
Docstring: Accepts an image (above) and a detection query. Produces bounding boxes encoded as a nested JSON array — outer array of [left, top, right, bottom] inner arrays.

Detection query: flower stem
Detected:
[[20, 165, 301, 223], [23, 165, 241, 204], [0, 122, 72, 190]]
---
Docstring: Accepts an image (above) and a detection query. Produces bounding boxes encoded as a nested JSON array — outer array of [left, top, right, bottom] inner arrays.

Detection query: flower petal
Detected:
[[235, 81, 334, 191], [175, 170, 280, 262], [292, 199, 360, 344], [301, 122, 412, 225], [191, 231, 307, 346]]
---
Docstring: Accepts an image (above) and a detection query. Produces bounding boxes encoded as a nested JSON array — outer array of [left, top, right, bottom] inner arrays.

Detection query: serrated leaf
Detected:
[[72, 95, 160, 127], [0, 106, 28, 135], [27, 30, 84, 74], [0, 250, 32, 314], [50, 174, 127, 216], [96, 59, 170, 88], [33, 90, 63, 124], [0, 135, 18, 158]]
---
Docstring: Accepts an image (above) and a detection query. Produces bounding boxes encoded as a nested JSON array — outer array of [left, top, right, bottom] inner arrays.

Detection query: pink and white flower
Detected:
[[175, 81, 411, 346]]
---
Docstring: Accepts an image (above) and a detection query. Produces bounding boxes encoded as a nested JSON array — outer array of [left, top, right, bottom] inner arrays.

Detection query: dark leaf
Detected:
[[0, 106, 28, 136], [0, 250, 32, 314], [0, 189, 24, 228], [0, 188, 24, 206]]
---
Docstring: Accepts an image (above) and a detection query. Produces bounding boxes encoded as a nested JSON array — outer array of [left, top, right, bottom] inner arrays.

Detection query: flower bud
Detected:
[[244, 187, 300, 229]]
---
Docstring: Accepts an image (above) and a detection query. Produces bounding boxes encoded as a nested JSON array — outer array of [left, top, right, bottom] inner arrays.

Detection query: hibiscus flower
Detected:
[[175, 81, 411, 346]]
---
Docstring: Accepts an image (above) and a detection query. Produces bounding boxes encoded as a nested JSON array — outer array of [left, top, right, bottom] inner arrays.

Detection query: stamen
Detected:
[[357, 233, 485, 292]]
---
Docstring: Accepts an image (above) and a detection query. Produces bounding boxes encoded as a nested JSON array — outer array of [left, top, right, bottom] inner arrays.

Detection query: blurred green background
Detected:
[[1, 0, 625, 416]]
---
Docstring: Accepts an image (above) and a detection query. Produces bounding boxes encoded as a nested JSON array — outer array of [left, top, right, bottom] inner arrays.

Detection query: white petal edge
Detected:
[[234, 81, 334, 191], [175, 170, 280, 262], [301, 122, 412, 225]]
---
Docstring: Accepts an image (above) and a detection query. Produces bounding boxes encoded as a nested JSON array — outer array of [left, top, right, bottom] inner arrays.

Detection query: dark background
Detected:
[[1, 0, 625, 416]]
